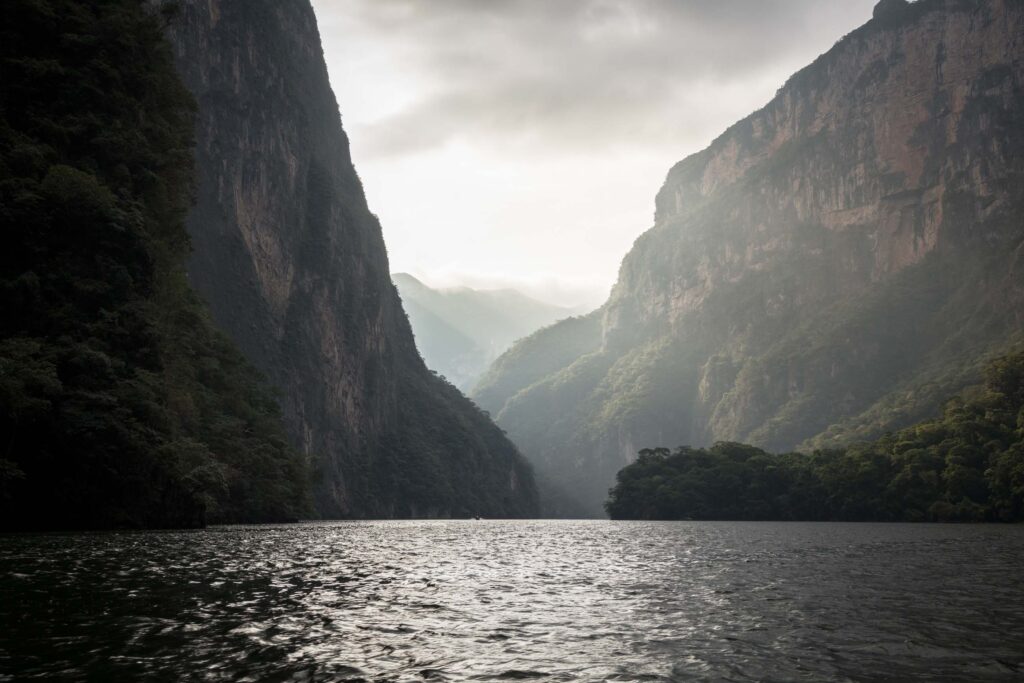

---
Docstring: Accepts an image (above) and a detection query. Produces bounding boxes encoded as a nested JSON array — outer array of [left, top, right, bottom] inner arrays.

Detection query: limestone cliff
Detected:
[[474, 0, 1024, 516], [164, 0, 537, 517]]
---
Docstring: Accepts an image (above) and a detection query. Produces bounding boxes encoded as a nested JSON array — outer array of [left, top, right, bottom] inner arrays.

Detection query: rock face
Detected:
[[474, 0, 1024, 516], [164, 0, 537, 518]]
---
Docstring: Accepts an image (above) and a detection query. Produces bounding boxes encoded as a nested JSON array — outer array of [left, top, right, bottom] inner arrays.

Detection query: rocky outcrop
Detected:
[[164, 0, 537, 517], [475, 0, 1024, 516]]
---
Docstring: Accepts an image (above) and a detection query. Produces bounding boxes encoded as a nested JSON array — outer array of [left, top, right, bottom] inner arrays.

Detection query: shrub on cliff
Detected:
[[606, 349, 1024, 521]]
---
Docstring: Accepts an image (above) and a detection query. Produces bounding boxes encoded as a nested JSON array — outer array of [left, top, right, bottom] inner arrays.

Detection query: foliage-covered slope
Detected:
[[0, 0, 309, 529], [394, 273, 576, 391], [477, 0, 1024, 516], [607, 349, 1024, 522], [164, 0, 538, 518]]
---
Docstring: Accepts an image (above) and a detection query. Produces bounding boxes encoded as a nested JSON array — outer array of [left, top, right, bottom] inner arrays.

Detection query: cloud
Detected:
[[315, 0, 877, 158]]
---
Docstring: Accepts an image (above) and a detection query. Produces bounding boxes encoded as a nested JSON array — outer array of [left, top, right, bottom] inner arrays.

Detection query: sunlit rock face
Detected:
[[164, 0, 538, 518], [475, 0, 1024, 516]]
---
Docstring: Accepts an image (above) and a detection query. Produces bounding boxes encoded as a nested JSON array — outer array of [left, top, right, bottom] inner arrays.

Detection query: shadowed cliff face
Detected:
[[165, 0, 537, 518], [475, 0, 1024, 516]]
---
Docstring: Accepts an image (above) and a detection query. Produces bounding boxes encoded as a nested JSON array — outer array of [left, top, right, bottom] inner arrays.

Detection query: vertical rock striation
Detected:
[[164, 0, 537, 517], [474, 0, 1024, 515]]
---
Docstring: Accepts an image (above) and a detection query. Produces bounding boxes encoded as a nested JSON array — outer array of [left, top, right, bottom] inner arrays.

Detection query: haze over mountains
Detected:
[[393, 273, 581, 391], [475, 0, 1024, 516]]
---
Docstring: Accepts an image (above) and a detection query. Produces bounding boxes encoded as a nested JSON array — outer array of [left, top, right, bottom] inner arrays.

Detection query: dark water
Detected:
[[2, 521, 1023, 681]]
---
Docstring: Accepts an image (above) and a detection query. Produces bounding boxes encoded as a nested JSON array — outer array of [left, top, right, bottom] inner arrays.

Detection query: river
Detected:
[[2, 521, 1023, 681]]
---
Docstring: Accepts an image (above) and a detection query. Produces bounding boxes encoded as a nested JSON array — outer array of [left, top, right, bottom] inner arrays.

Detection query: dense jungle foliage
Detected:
[[0, 0, 309, 528], [606, 350, 1024, 522]]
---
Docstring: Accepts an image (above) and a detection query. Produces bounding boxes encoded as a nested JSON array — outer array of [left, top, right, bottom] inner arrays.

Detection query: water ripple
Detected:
[[1, 521, 1023, 681]]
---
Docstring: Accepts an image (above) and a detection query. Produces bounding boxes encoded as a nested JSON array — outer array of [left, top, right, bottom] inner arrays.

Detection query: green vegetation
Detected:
[[472, 312, 603, 415], [607, 351, 1024, 521], [377, 369, 539, 518], [0, 0, 309, 528]]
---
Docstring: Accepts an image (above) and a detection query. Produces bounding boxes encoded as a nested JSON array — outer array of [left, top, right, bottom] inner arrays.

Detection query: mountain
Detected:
[[0, 0, 309, 528], [393, 273, 578, 390], [163, 0, 537, 518], [474, 0, 1024, 516]]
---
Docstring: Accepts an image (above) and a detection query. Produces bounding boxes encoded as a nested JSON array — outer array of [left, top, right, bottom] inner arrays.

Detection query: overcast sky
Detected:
[[311, 0, 877, 307]]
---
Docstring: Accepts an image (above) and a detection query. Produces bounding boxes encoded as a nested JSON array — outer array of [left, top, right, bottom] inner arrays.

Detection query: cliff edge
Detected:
[[166, 0, 537, 518]]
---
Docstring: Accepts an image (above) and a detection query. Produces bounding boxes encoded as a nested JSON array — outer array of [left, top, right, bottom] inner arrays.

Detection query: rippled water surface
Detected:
[[2, 521, 1023, 681]]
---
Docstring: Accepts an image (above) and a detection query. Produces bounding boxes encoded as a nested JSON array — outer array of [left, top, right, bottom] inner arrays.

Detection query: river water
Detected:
[[1, 521, 1022, 681]]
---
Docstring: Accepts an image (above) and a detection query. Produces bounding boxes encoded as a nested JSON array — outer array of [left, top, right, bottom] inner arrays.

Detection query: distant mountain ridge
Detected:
[[393, 273, 580, 390], [474, 0, 1024, 516]]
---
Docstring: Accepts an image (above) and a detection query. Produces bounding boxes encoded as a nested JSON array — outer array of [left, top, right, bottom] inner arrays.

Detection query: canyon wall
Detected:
[[475, 0, 1024, 515], [165, 0, 537, 517]]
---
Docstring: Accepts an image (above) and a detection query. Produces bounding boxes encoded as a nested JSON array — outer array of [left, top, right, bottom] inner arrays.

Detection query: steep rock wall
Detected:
[[613, 0, 1023, 335], [165, 0, 537, 517], [476, 0, 1024, 516]]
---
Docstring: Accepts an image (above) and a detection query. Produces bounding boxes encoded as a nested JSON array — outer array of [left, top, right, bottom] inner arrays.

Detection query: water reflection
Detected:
[[1, 521, 1022, 681]]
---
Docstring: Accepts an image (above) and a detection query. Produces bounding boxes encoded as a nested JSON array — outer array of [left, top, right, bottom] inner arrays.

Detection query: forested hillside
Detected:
[[0, 0, 309, 528], [607, 349, 1024, 521]]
